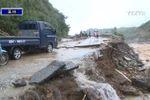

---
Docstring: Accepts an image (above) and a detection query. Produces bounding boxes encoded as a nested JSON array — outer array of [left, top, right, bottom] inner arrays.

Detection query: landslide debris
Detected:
[[95, 41, 148, 97], [11, 40, 150, 100]]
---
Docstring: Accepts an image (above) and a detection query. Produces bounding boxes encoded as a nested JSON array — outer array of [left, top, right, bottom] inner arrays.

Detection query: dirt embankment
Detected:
[[95, 42, 144, 97]]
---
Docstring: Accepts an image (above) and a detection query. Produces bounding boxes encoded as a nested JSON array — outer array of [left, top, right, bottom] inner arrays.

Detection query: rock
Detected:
[[85, 88, 101, 100], [145, 69, 150, 76], [137, 63, 144, 67], [119, 86, 138, 95], [135, 51, 141, 55], [123, 56, 132, 61], [53, 90, 62, 100], [119, 61, 128, 68], [143, 64, 150, 75], [137, 67, 146, 72], [131, 77, 150, 91], [12, 78, 27, 87], [146, 59, 149, 62], [85, 68, 96, 76], [30, 60, 66, 84], [143, 64, 150, 69], [46, 93, 53, 100], [93, 51, 100, 61], [84, 83, 120, 100]]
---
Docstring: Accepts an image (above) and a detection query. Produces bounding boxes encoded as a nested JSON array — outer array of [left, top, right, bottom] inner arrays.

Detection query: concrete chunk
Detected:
[[58, 61, 79, 75], [30, 60, 65, 84]]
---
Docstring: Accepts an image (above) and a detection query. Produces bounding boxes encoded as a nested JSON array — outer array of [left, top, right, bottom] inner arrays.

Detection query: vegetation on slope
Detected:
[[0, 0, 70, 37]]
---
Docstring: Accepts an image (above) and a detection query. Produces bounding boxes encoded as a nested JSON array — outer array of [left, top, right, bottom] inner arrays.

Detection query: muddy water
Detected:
[[126, 43, 150, 100]]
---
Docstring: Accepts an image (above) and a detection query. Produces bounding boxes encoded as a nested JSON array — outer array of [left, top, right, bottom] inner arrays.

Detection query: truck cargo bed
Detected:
[[0, 36, 40, 47]]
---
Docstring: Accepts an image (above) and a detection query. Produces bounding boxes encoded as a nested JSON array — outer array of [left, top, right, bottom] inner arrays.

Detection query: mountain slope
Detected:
[[135, 20, 150, 34]]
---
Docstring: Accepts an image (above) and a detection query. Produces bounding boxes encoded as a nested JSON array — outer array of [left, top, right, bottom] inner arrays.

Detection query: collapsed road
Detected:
[[0, 37, 101, 99], [1, 36, 150, 100]]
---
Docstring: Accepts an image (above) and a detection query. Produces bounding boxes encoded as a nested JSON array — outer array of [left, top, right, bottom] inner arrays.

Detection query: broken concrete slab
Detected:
[[57, 61, 79, 75], [30, 60, 66, 84], [74, 44, 100, 48]]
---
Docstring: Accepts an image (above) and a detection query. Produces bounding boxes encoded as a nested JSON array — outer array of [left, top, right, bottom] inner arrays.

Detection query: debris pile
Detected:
[[15, 60, 83, 100], [11, 40, 150, 100], [95, 41, 150, 97], [97, 41, 144, 75], [82, 41, 148, 99]]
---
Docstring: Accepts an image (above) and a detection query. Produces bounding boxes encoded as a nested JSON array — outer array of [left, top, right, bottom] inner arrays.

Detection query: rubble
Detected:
[[118, 86, 138, 95], [94, 41, 147, 97], [12, 78, 27, 87], [30, 60, 79, 84], [19, 75, 85, 100], [132, 77, 150, 91], [12, 40, 150, 100], [30, 60, 66, 84]]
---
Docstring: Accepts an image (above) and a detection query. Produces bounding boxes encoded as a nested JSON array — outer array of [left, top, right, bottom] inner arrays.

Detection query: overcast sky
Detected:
[[49, 0, 150, 35]]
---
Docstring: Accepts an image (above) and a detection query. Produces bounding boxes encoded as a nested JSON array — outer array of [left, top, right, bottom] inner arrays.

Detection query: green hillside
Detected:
[[140, 20, 150, 32], [127, 20, 150, 40], [0, 0, 70, 37]]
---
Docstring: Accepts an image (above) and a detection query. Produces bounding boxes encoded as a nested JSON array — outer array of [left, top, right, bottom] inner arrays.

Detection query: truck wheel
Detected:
[[12, 48, 22, 60], [0, 53, 9, 66], [45, 43, 53, 53]]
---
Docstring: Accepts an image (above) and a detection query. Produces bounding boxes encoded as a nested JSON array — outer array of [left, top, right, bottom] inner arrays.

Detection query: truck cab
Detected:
[[18, 20, 58, 48]]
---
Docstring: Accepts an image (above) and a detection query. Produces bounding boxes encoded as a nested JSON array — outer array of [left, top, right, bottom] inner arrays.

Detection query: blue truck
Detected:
[[0, 20, 58, 60]]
